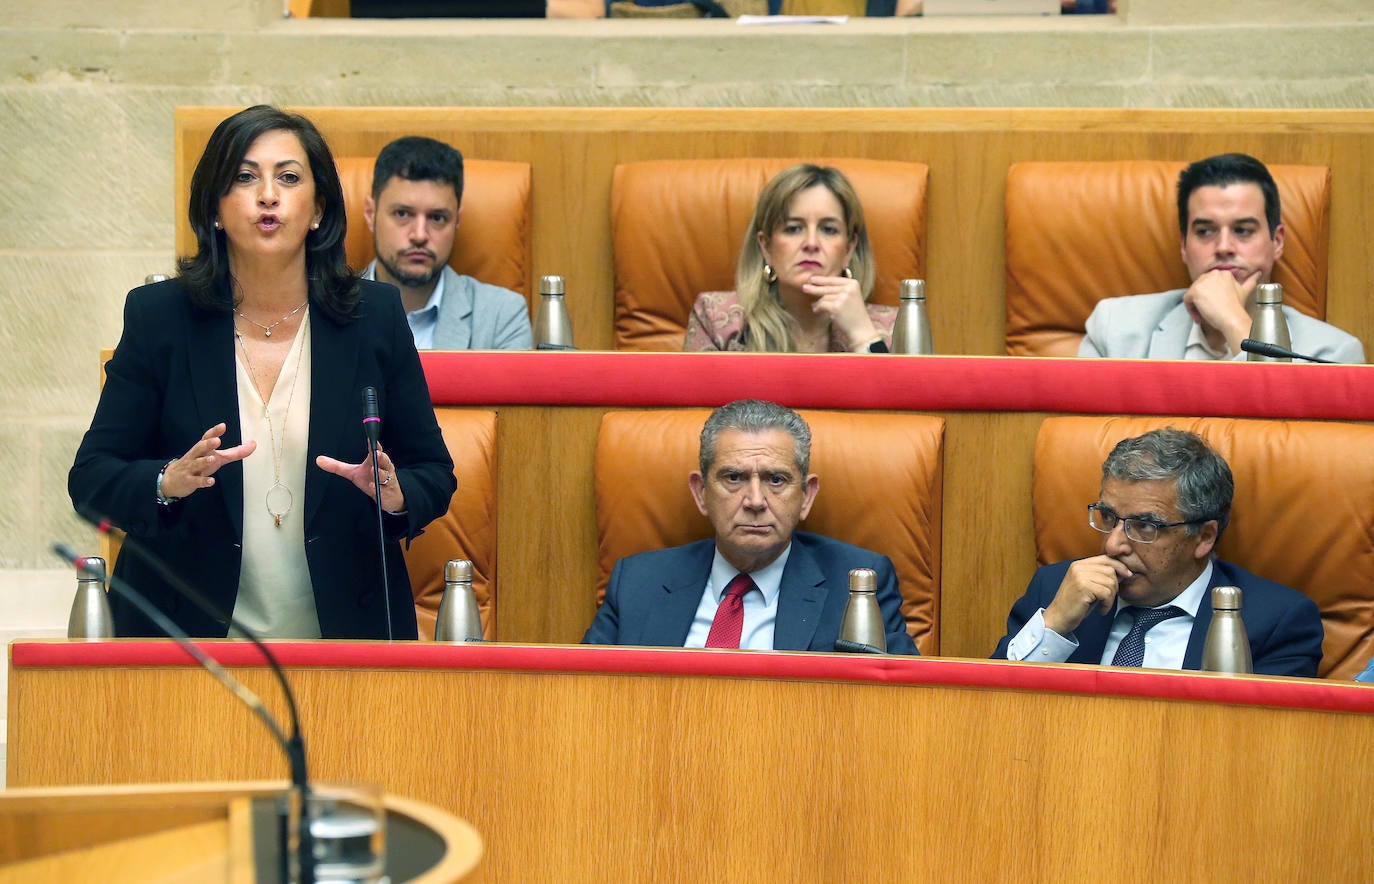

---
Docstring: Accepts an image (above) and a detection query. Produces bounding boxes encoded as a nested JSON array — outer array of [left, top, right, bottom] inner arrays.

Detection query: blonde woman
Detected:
[[684, 164, 894, 353]]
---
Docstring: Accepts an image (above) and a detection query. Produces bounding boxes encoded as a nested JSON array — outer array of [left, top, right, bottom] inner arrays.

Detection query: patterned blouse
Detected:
[[683, 290, 898, 352]]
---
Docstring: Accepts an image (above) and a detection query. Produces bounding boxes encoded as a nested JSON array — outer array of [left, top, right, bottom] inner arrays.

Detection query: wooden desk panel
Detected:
[[10, 642, 1374, 882]]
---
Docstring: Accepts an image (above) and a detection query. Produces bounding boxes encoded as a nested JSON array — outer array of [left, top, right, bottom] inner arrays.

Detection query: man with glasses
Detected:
[[992, 428, 1323, 676]]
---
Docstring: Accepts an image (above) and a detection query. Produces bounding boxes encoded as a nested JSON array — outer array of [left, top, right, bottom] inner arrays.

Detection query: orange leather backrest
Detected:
[[402, 408, 498, 641], [611, 158, 929, 351], [335, 156, 534, 299], [593, 409, 944, 652], [1032, 416, 1374, 678], [1005, 161, 1331, 356]]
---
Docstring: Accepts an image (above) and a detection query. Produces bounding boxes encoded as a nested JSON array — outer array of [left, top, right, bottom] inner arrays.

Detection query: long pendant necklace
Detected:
[[236, 300, 308, 338], [235, 316, 306, 528]]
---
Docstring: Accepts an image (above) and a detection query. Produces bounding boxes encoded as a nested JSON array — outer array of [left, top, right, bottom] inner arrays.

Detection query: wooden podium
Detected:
[[0, 780, 482, 882]]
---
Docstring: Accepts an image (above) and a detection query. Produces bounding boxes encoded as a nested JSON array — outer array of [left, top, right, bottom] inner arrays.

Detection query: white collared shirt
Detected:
[[683, 545, 792, 650], [363, 260, 445, 350], [1185, 321, 1237, 361], [1008, 561, 1214, 669]]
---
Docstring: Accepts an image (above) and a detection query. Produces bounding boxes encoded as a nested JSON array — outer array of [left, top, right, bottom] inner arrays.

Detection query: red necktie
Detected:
[[704, 573, 755, 649]]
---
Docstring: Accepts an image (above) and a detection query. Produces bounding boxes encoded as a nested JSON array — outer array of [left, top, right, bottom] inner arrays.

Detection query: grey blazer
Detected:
[[1078, 289, 1365, 363], [365, 262, 532, 350]]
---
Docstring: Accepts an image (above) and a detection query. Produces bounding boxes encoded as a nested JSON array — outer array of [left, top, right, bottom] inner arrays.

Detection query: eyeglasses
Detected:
[[1087, 503, 1204, 544]]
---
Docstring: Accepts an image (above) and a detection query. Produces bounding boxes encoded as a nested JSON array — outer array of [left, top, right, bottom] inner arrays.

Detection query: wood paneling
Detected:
[[175, 107, 1374, 354], [10, 656, 1374, 882]]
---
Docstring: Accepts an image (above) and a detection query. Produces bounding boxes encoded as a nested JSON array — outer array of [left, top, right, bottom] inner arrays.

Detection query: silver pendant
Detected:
[[266, 482, 293, 528]]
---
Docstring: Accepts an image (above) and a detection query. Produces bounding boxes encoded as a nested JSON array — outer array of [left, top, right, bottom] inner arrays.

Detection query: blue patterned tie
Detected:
[[1110, 605, 1186, 667]]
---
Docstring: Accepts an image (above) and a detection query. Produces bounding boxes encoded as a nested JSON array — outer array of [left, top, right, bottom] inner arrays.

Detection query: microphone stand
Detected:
[[52, 541, 316, 884], [361, 386, 394, 642]]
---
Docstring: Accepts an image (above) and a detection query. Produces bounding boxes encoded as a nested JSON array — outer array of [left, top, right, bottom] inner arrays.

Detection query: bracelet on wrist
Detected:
[[156, 459, 182, 506]]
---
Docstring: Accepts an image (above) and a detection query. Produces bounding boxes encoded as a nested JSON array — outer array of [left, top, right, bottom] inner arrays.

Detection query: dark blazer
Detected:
[[68, 278, 456, 639], [991, 558, 1324, 677], [582, 531, 919, 655]]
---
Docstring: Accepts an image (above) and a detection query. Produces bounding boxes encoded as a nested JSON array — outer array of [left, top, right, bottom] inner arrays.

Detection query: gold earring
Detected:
[[842, 266, 854, 279], [763, 263, 777, 284]]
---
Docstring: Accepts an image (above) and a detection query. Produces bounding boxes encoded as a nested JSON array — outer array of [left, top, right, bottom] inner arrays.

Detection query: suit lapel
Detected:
[[1072, 610, 1116, 665], [186, 304, 244, 540], [774, 539, 827, 651], [643, 541, 714, 646], [304, 307, 360, 531], [1150, 301, 1196, 358], [434, 267, 473, 350]]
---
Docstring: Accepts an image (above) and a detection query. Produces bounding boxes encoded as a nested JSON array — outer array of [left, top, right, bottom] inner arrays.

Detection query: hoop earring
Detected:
[[763, 263, 778, 284], [842, 266, 854, 279]]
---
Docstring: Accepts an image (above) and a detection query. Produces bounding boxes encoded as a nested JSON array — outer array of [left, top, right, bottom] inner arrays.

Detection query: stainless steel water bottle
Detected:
[[1201, 585, 1253, 674], [67, 555, 114, 639], [891, 279, 934, 355], [435, 559, 482, 643], [838, 567, 885, 651]]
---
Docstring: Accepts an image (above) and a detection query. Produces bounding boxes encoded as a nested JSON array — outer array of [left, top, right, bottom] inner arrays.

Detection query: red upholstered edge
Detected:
[[419, 352, 1374, 421], [12, 641, 1374, 715]]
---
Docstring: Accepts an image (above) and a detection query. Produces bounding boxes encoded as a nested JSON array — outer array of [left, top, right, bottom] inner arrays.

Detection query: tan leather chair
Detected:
[[1004, 160, 1331, 356], [611, 158, 930, 351], [402, 408, 499, 641], [593, 409, 944, 652], [335, 155, 534, 299], [1032, 415, 1374, 678]]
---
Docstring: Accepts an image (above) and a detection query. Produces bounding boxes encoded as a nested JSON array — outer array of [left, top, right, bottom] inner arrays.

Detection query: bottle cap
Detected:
[[540, 275, 566, 296], [445, 559, 473, 583], [848, 568, 877, 592], [1257, 282, 1283, 305], [899, 279, 926, 301], [79, 555, 107, 581], [1211, 585, 1243, 611]]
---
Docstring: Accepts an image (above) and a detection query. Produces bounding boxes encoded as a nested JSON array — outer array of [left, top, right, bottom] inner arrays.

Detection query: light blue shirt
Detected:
[[1008, 561, 1212, 668], [362, 261, 445, 350], [683, 545, 792, 650]]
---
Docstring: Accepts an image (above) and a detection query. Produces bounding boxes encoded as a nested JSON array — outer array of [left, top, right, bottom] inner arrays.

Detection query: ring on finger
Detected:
[[379, 473, 392, 486]]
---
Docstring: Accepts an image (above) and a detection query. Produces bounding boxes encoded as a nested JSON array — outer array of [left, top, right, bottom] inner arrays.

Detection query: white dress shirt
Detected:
[[362, 260, 445, 350], [1007, 561, 1213, 669], [683, 545, 793, 650]]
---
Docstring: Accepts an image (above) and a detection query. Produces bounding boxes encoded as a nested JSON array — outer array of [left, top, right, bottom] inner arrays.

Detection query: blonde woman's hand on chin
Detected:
[[160, 423, 257, 500], [802, 274, 879, 351], [316, 444, 408, 514]]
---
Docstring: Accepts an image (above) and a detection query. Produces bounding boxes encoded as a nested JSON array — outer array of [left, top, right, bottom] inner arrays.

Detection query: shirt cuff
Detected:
[[1006, 607, 1078, 662]]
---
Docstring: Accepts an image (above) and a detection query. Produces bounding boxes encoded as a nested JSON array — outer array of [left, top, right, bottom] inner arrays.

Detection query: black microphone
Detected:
[[834, 638, 887, 655], [52, 537, 317, 884], [1239, 338, 1336, 364], [361, 385, 381, 446], [361, 386, 393, 642]]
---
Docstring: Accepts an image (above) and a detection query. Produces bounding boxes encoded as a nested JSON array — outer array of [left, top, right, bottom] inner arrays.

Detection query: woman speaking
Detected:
[[69, 105, 456, 640]]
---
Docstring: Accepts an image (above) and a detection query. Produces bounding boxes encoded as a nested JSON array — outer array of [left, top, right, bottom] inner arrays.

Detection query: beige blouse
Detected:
[[232, 316, 319, 638]]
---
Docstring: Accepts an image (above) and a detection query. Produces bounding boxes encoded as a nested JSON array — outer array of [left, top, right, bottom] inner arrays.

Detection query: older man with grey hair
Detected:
[[993, 428, 1323, 676], [583, 399, 918, 654]]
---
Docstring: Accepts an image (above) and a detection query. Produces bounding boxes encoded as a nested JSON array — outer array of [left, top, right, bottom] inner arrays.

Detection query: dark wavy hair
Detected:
[[1176, 153, 1281, 238], [371, 136, 465, 204], [177, 105, 358, 322]]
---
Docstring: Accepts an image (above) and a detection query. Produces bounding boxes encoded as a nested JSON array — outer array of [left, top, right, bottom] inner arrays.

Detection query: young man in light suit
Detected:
[[1078, 153, 1363, 363]]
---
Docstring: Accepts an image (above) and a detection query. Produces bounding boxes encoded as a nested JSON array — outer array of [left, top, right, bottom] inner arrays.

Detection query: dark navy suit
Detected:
[[69, 278, 455, 639], [582, 531, 919, 654], [991, 558, 1324, 677]]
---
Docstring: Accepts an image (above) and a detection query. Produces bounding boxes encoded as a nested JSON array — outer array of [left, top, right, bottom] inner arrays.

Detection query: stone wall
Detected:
[[1, 1, 1371, 735]]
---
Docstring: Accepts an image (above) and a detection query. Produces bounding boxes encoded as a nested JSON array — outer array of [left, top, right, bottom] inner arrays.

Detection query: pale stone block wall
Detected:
[[1, 0, 1371, 671]]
